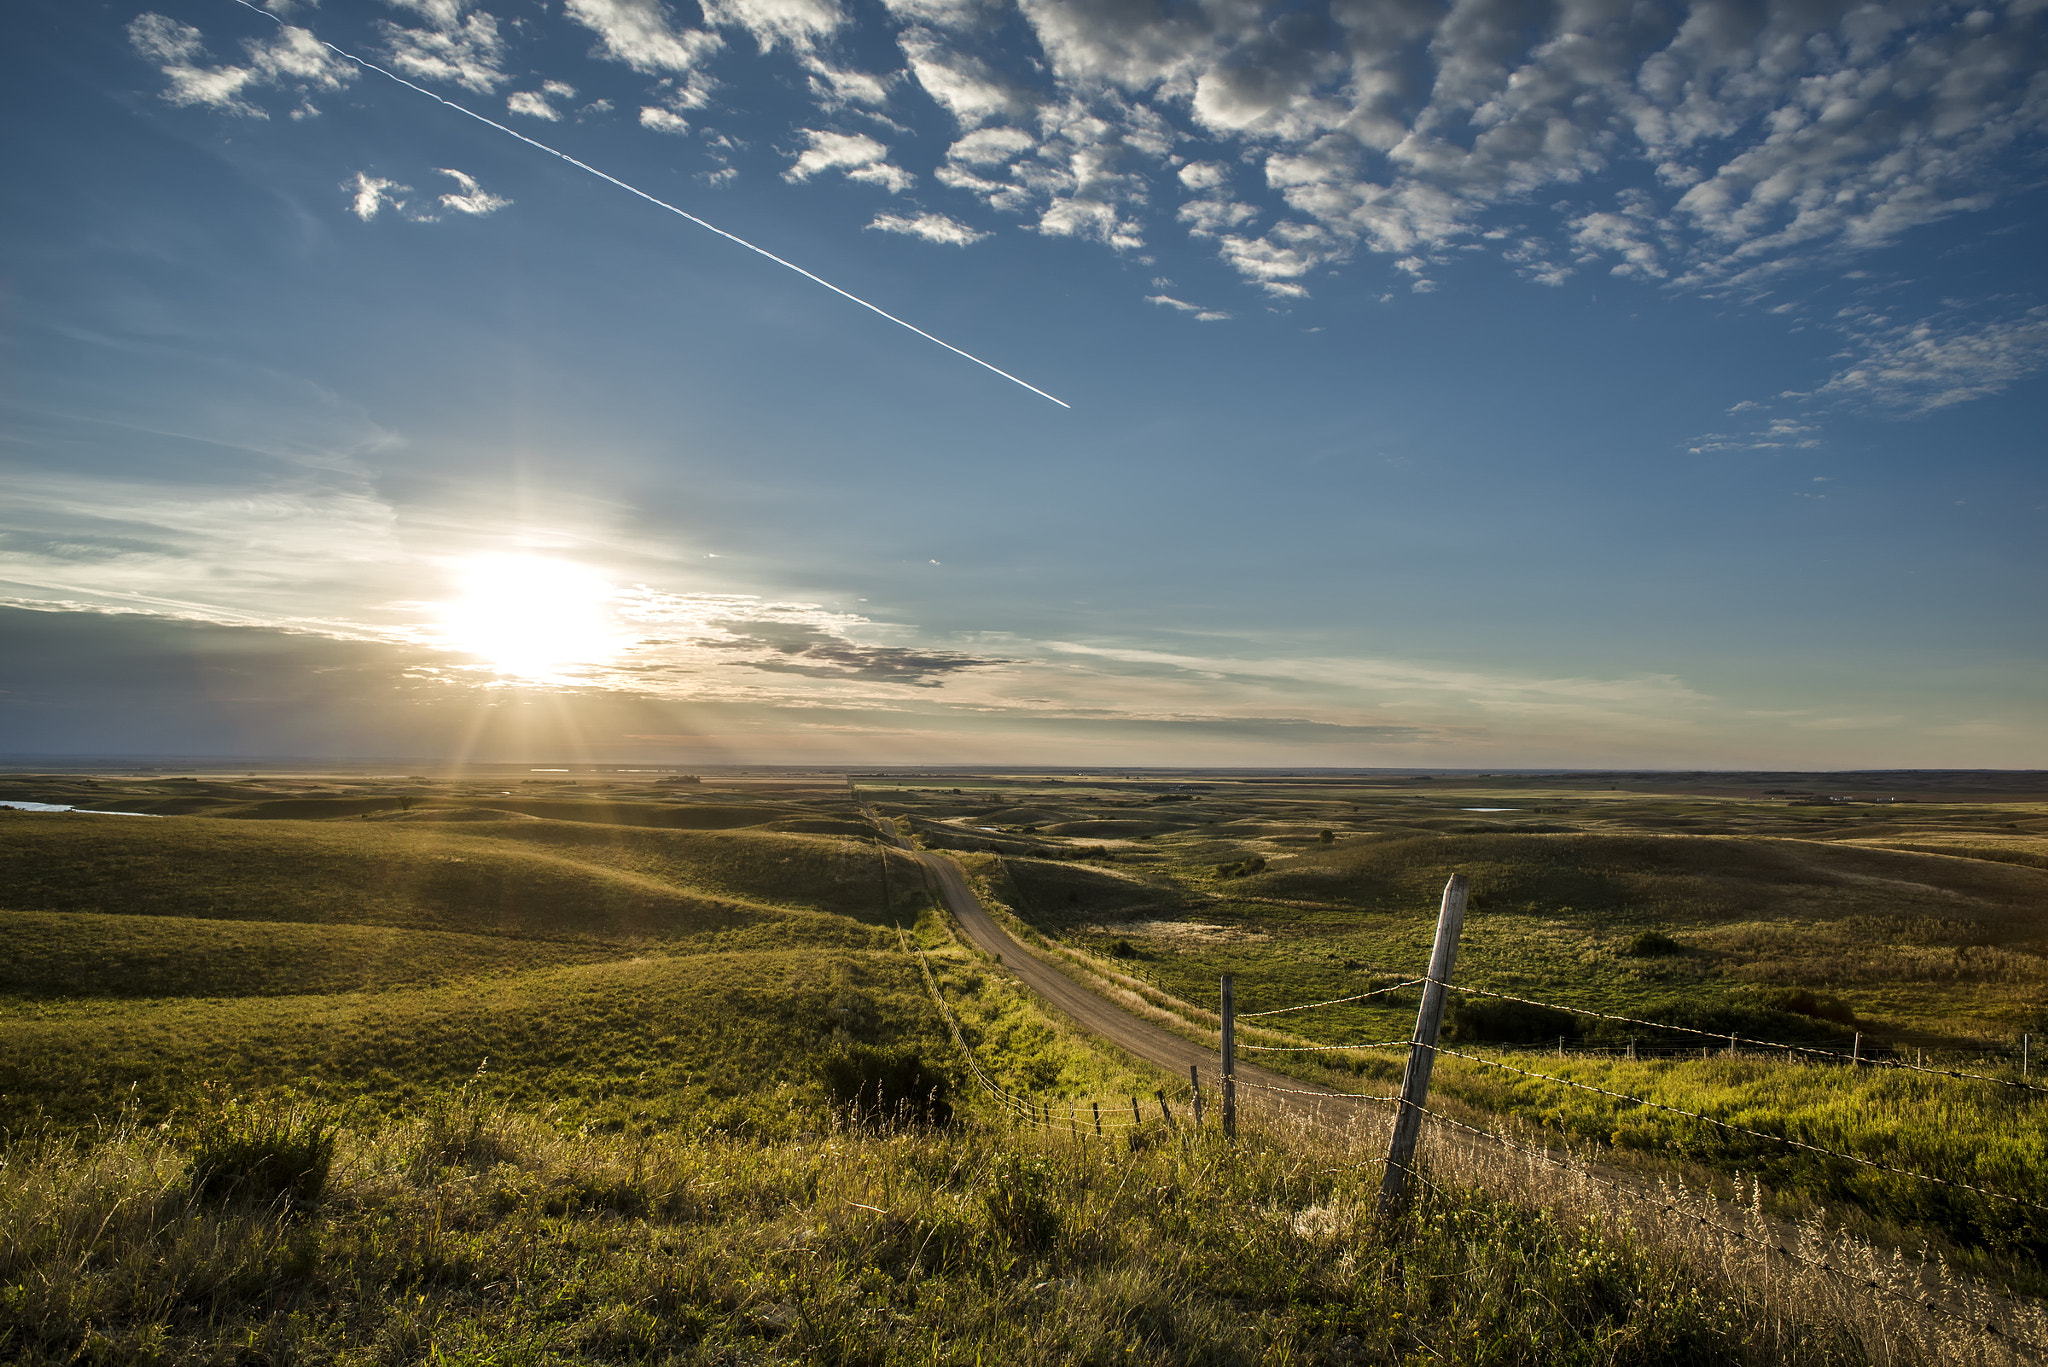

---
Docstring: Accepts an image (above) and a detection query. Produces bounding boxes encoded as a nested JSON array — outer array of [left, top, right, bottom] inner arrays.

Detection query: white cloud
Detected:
[[1817, 305, 2048, 414], [128, 13, 355, 117], [945, 126, 1035, 170], [435, 167, 512, 216], [898, 27, 1034, 128], [507, 90, 560, 120], [699, 0, 845, 53], [376, 0, 508, 93], [783, 130, 915, 192], [803, 56, 893, 108], [867, 211, 990, 245], [345, 172, 411, 221], [1146, 294, 1230, 320], [564, 0, 722, 75], [639, 106, 691, 134]]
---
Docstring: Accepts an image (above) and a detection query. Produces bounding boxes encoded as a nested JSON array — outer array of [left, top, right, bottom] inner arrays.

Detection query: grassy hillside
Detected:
[[979, 832, 2048, 1045], [0, 812, 932, 939]]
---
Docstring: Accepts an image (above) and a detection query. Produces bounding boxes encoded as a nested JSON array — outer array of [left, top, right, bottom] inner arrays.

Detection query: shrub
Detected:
[[1215, 856, 1267, 878], [820, 1045, 952, 1127], [1766, 988, 1858, 1027], [1625, 929, 1685, 956], [185, 1096, 337, 1207], [1318, 830, 1336, 844], [1109, 939, 1137, 959], [1448, 997, 1581, 1045]]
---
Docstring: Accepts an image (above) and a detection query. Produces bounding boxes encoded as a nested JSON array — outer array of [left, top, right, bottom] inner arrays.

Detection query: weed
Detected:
[[184, 1093, 336, 1207]]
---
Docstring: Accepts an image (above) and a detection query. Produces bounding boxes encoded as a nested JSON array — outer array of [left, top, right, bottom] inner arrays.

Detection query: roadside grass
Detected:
[[0, 815, 934, 938], [8, 1100, 2022, 1366]]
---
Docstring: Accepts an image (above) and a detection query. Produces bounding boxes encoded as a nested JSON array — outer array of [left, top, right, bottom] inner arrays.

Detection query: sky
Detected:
[[2, 0, 2044, 767]]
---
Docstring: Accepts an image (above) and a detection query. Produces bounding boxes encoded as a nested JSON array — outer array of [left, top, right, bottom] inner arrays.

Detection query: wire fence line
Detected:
[[903, 930, 1183, 1130], [1239, 1038, 1414, 1054], [1420, 1042, 2048, 1214], [1445, 981, 2048, 1095], [1414, 1103, 2048, 1358], [1237, 979, 1425, 1018]]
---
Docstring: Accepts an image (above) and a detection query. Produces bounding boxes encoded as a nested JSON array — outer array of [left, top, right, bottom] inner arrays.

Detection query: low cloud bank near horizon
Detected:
[[0, 607, 2032, 768]]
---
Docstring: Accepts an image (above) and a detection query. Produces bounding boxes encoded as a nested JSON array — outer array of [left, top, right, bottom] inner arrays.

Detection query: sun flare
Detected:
[[438, 555, 621, 679]]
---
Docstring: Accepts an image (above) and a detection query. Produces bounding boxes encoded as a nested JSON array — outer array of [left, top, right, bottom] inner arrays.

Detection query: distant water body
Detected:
[[0, 800, 161, 817]]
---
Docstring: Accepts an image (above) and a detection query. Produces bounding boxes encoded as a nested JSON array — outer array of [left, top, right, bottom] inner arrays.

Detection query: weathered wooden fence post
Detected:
[[1189, 1064, 1203, 1127], [1852, 1032, 1862, 1067], [1221, 974, 1237, 1142], [2025, 1033, 2032, 1081], [1376, 873, 1469, 1222], [1156, 1089, 1177, 1131]]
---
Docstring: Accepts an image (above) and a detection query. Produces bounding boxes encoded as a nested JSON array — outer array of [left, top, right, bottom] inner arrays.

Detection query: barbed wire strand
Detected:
[[1414, 1103, 2048, 1357], [1240, 1039, 1413, 1053], [1447, 981, 2048, 1096], [1423, 1043, 2048, 1214], [1238, 979, 1426, 1019]]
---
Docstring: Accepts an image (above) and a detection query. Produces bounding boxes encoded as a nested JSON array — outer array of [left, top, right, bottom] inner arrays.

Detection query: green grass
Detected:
[[0, 908, 633, 998], [0, 948, 945, 1134], [4, 1105, 1998, 1366], [0, 813, 932, 939]]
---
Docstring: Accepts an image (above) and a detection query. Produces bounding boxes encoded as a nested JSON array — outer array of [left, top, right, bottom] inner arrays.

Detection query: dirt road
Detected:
[[902, 836, 1380, 1132]]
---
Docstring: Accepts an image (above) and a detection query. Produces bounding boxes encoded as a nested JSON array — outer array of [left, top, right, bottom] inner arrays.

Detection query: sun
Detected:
[[437, 554, 622, 679]]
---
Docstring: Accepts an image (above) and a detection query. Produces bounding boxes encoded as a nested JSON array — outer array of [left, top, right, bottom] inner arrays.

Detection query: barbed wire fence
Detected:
[[901, 858, 2048, 1359]]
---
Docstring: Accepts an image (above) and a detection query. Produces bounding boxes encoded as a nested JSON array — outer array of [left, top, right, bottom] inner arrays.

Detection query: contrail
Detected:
[[227, 0, 1071, 409]]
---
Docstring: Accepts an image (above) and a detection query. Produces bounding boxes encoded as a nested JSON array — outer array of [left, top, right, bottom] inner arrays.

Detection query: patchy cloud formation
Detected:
[[867, 211, 987, 245], [698, 0, 846, 54], [563, 0, 721, 75], [1817, 305, 2048, 414], [128, 12, 355, 116], [783, 129, 914, 191], [346, 172, 411, 221], [434, 167, 512, 216], [377, 0, 509, 94]]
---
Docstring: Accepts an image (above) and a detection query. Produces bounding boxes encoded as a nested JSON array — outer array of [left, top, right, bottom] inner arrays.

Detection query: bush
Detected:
[[1448, 997, 1581, 1045], [820, 1045, 952, 1127], [1215, 856, 1267, 878], [1109, 939, 1137, 959], [1625, 929, 1685, 956], [186, 1096, 337, 1207], [1766, 988, 1858, 1027]]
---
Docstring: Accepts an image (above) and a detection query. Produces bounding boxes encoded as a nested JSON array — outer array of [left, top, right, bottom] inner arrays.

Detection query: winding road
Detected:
[[867, 799, 1375, 1130]]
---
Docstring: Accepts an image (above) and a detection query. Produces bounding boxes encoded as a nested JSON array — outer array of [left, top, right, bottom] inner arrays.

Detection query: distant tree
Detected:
[[1318, 829, 1335, 844]]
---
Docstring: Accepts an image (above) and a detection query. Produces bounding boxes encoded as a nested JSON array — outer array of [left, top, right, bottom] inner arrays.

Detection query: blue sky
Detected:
[[2, 0, 2043, 766]]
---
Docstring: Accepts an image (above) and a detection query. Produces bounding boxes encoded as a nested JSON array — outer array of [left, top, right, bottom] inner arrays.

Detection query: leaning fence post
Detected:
[[2025, 1034, 2032, 1081], [1156, 1089, 1177, 1131], [1376, 874, 1469, 1222], [1189, 1064, 1203, 1127], [1853, 1033, 1862, 1067], [1221, 974, 1237, 1142], [1092, 1101, 1102, 1138], [1129, 1095, 1142, 1127]]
